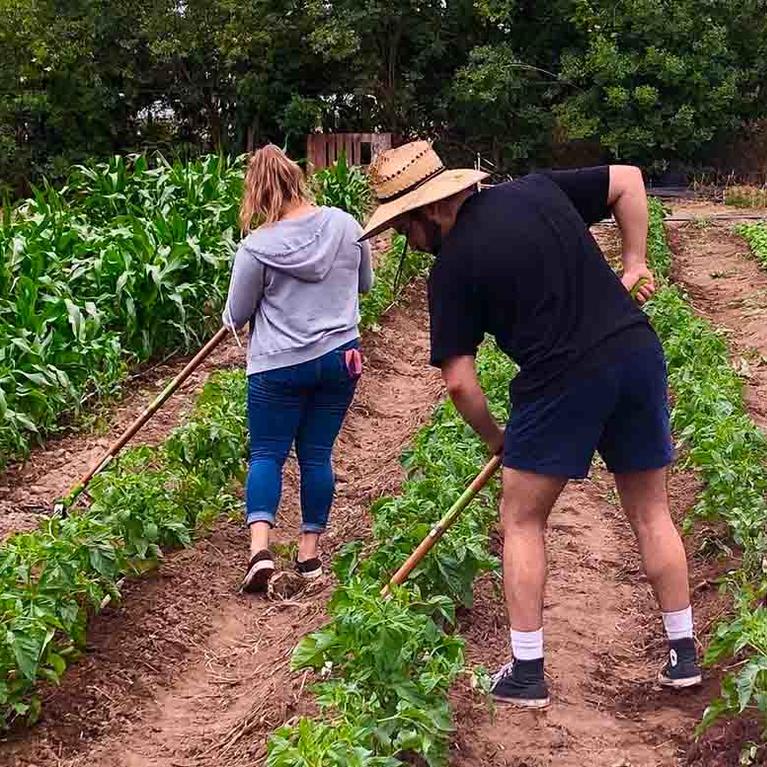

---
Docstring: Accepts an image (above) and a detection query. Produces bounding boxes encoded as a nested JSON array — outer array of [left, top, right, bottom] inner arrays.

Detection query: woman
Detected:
[[223, 144, 373, 593]]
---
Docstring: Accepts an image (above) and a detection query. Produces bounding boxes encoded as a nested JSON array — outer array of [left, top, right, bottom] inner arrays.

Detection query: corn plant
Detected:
[[311, 151, 373, 223], [0, 154, 244, 464]]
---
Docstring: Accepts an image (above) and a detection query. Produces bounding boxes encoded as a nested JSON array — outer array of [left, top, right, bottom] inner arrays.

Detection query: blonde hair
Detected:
[[239, 144, 310, 231]]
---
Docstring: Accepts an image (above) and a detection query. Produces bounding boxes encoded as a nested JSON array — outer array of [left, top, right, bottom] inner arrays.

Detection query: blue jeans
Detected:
[[245, 339, 359, 533]]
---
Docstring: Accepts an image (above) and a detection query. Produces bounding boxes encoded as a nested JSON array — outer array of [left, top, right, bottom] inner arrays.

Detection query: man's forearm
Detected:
[[448, 382, 504, 452], [609, 165, 649, 271]]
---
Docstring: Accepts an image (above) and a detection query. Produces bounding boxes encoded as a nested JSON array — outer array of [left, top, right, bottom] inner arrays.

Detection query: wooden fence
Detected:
[[306, 133, 393, 171]]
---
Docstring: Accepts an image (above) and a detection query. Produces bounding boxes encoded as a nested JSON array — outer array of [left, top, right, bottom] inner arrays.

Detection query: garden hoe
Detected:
[[380, 275, 651, 596], [381, 453, 502, 598], [53, 326, 230, 517]]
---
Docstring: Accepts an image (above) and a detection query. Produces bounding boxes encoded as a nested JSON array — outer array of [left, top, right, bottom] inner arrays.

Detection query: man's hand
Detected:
[[608, 166, 654, 303], [621, 264, 656, 304], [441, 356, 505, 454], [487, 425, 506, 456]]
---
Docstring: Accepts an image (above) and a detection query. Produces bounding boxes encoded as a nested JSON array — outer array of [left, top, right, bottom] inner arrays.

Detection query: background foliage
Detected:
[[2, 0, 767, 193]]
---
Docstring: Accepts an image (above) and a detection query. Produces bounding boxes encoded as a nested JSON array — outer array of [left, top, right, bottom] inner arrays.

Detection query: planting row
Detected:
[[645, 200, 767, 734], [0, 152, 374, 465], [0, 154, 242, 463], [0, 237, 425, 729], [266, 342, 513, 767], [737, 222, 767, 271]]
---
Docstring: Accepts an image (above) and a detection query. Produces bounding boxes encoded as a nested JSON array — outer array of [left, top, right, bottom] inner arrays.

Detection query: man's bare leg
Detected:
[[501, 467, 568, 631], [614, 468, 690, 611], [491, 468, 567, 707], [615, 467, 701, 688]]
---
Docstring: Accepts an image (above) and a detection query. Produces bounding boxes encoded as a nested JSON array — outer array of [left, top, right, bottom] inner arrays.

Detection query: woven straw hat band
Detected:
[[359, 139, 488, 240], [368, 141, 445, 202]]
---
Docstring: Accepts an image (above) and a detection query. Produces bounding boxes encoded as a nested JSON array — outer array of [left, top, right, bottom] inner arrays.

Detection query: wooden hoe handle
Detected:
[[55, 326, 230, 514], [381, 454, 502, 597]]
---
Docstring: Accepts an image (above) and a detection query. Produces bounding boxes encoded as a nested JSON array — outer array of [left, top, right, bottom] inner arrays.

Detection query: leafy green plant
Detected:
[[737, 223, 767, 270], [644, 199, 767, 736], [0, 369, 246, 727], [0, 232, 422, 728], [266, 340, 514, 766], [311, 151, 373, 223]]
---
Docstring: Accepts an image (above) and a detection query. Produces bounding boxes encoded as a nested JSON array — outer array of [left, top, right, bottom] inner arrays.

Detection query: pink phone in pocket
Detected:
[[344, 348, 363, 380]]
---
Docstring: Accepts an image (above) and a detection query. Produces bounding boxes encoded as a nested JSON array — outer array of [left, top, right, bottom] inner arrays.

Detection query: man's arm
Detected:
[[608, 165, 655, 304], [441, 356, 505, 454]]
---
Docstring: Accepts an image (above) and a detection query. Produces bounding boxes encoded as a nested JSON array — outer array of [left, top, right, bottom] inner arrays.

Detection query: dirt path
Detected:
[[664, 199, 767, 221], [0, 283, 442, 767], [664, 212, 767, 432], [450, 468, 720, 767]]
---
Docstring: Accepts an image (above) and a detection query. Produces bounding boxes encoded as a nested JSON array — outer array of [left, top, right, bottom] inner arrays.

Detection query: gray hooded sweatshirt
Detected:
[[222, 206, 373, 375]]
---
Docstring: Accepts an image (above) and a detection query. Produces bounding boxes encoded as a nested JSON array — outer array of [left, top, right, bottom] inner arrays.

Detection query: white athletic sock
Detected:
[[662, 606, 694, 641], [510, 628, 544, 661]]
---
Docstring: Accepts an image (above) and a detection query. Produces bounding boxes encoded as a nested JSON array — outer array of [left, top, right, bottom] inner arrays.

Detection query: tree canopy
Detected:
[[1, 0, 766, 192]]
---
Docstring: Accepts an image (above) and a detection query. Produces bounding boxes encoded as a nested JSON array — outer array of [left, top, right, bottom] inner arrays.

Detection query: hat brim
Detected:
[[360, 169, 490, 241]]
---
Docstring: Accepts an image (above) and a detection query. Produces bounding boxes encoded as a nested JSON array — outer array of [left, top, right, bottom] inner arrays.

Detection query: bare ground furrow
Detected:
[[0, 282, 441, 767]]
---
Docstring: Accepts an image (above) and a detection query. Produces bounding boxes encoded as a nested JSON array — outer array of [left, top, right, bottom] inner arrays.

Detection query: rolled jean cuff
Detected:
[[301, 523, 326, 534], [246, 512, 275, 527]]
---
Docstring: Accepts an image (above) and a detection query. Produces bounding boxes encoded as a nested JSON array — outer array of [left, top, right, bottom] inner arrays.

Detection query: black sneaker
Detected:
[[490, 658, 550, 709], [241, 549, 275, 593], [295, 556, 323, 580], [658, 637, 702, 688]]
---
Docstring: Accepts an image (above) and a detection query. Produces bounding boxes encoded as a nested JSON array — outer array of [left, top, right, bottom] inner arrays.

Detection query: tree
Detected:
[[555, 0, 766, 169], [450, 46, 555, 171]]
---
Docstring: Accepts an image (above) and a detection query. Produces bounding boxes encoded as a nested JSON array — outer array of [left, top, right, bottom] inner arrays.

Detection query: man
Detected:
[[360, 140, 701, 708]]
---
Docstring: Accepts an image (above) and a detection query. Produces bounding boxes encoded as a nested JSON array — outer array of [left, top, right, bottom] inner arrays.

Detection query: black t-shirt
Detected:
[[428, 166, 656, 403]]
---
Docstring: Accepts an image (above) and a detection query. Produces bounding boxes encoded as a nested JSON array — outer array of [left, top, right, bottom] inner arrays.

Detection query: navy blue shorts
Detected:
[[504, 342, 674, 479]]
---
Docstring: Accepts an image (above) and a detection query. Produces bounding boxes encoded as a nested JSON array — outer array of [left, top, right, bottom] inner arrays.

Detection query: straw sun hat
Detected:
[[360, 140, 489, 240]]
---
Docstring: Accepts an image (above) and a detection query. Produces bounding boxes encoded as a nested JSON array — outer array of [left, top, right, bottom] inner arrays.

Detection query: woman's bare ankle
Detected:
[[249, 521, 271, 557], [298, 532, 320, 562]]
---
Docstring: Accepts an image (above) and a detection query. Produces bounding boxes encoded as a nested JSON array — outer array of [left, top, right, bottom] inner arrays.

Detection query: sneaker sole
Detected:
[[297, 567, 323, 581], [492, 693, 551, 709], [658, 671, 702, 689], [241, 560, 275, 593]]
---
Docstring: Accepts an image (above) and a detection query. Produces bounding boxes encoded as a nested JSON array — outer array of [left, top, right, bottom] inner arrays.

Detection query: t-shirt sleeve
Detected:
[[541, 166, 610, 226], [427, 253, 484, 367]]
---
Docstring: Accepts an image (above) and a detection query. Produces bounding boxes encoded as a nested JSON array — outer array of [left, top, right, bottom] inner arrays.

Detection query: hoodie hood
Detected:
[[242, 207, 346, 282]]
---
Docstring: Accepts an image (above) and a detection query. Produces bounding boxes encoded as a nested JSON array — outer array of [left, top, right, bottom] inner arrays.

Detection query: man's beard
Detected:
[[422, 219, 443, 255]]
